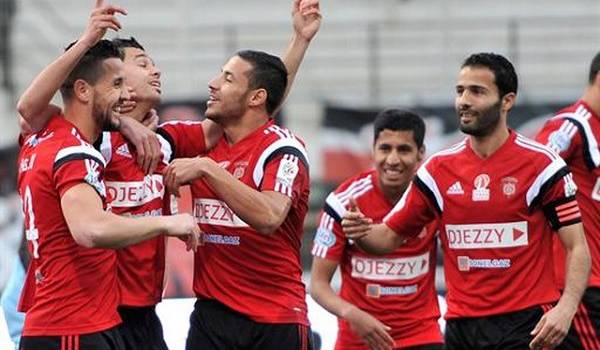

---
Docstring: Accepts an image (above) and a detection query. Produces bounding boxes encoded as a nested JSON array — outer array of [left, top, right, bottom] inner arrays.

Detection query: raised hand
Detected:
[[344, 306, 395, 350], [292, 0, 322, 42], [80, 0, 128, 48], [342, 197, 373, 240]]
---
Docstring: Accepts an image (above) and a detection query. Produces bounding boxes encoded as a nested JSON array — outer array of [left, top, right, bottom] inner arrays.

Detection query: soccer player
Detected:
[[342, 53, 591, 350], [161, 16, 320, 347], [310, 109, 443, 350], [18, 1, 320, 348], [535, 53, 600, 349], [15, 3, 200, 350]]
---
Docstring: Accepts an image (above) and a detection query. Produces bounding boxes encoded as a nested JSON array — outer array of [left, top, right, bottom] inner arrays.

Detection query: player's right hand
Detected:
[[342, 197, 373, 240], [344, 306, 394, 350], [164, 214, 201, 251], [80, 0, 127, 48]]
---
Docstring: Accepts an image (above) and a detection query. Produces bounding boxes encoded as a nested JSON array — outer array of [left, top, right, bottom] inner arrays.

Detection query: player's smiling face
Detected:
[[373, 129, 424, 194], [205, 55, 254, 123], [122, 47, 162, 110], [92, 58, 129, 131], [455, 66, 503, 137]]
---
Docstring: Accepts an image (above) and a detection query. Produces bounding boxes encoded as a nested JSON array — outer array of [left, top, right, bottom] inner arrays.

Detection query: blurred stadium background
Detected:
[[1, 0, 600, 348]]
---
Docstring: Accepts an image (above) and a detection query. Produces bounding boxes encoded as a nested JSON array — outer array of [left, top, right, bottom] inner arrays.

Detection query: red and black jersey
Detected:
[[311, 169, 442, 349], [17, 116, 120, 336], [98, 131, 171, 307], [536, 100, 600, 288], [162, 119, 310, 325], [385, 131, 581, 319]]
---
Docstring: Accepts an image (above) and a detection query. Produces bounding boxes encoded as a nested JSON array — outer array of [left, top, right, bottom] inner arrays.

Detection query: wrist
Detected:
[[291, 32, 311, 46], [339, 304, 357, 320]]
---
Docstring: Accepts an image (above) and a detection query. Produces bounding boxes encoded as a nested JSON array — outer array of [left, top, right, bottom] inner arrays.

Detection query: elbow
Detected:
[[71, 224, 108, 249], [255, 216, 282, 236], [16, 99, 35, 122]]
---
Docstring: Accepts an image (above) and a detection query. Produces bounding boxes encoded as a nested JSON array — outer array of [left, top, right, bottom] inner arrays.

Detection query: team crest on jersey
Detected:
[[548, 130, 571, 152], [501, 177, 518, 197], [314, 228, 336, 247], [472, 174, 490, 201], [232, 161, 248, 179]]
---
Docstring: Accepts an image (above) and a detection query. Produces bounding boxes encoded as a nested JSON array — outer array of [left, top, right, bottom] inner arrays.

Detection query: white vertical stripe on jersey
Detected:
[[157, 134, 172, 165], [99, 132, 113, 164]]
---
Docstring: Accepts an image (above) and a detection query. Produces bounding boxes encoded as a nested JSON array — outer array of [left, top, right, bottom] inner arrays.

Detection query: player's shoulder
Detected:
[[420, 139, 468, 173], [512, 132, 564, 165], [333, 170, 376, 198], [260, 124, 307, 149]]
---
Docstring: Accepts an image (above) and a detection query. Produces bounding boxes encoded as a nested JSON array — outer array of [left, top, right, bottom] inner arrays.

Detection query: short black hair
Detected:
[[373, 109, 426, 148], [236, 50, 288, 116], [112, 36, 145, 55], [588, 52, 600, 84], [60, 39, 123, 100], [461, 53, 518, 98]]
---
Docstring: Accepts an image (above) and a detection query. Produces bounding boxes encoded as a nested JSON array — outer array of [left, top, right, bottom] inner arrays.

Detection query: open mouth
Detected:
[[150, 81, 162, 93]]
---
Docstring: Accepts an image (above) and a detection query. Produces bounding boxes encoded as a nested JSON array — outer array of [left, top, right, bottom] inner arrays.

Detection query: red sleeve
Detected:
[[384, 181, 437, 239], [535, 118, 581, 162], [157, 121, 207, 159], [53, 146, 106, 199], [541, 170, 582, 230], [260, 153, 309, 201], [311, 208, 346, 261]]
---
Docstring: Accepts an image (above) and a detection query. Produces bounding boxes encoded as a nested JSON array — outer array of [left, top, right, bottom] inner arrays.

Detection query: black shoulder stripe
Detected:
[[263, 146, 309, 172], [413, 176, 441, 214], [324, 203, 343, 223], [157, 127, 176, 162], [564, 117, 595, 170], [53, 153, 104, 172], [529, 166, 571, 211]]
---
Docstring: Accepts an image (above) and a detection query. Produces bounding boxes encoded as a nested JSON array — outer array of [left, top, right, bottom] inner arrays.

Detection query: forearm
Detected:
[[76, 211, 168, 249], [559, 241, 591, 311], [311, 278, 359, 319], [280, 34, 310, 104], [17, 40, 90, 121], [355, 224, 405, 255], [202, 165, 286, 234]]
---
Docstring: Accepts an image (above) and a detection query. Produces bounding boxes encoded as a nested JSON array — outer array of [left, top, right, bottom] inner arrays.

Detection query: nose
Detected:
[[121, 85, 131, 100], [456, 90, 472, 110], [208, 75, 220, 91], [152, 65, 161, 79], [387, 150, 401, 165]]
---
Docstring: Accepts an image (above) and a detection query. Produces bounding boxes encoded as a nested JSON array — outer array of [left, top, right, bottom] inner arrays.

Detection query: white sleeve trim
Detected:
[[252, 137, 309, 187]]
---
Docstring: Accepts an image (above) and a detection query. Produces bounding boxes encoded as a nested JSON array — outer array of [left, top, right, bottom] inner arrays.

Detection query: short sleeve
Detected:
[[157, 121, 207, 160], [53, 145, 107, 199], [311, 192, 347, 261], [260, 153, 309, 200], [535, 118, 581, 162], [384, 181, 437, 239]]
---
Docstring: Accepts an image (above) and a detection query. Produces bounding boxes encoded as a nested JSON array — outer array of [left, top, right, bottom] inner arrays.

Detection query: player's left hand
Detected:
[[292, 0, 321, 42], [529, 304, 574, 349], [163, 157, 212, 197]]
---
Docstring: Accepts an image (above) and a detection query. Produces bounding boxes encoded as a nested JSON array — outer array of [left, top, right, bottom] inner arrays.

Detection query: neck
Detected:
[[221, 110, 269, 144], [63, 103, 100, 143], [581, 86, 600, 116], [469, 120, 510, 159], [382, 183, 407, 205]]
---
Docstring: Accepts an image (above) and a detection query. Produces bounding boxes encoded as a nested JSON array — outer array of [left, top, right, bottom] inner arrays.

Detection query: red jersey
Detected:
[[311, 170, 442, 349], [535, 100, 600, 288], [17, 117, 121, 336], [163, 120, 310, 325], [384, 131, 581, 319], [99, 131, 172, 307]]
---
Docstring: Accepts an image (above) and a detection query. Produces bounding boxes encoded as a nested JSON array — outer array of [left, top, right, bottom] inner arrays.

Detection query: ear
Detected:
[[73, 79, 92, 103], [247, 88, 267, 109], [417, 145, 426, 162], [501, 92, 516, 112]]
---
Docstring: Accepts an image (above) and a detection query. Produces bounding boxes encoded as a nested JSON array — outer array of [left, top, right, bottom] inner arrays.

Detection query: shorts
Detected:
[[557, 287, 600, 350], [117, 305, 168, 350], [20, 327, 124, 350], [185, 299, 313, 350], [444, 304, 550, 350]]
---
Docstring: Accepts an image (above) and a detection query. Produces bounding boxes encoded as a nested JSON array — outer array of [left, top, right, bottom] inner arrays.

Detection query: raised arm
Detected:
[[16, 0, 126, 133]]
